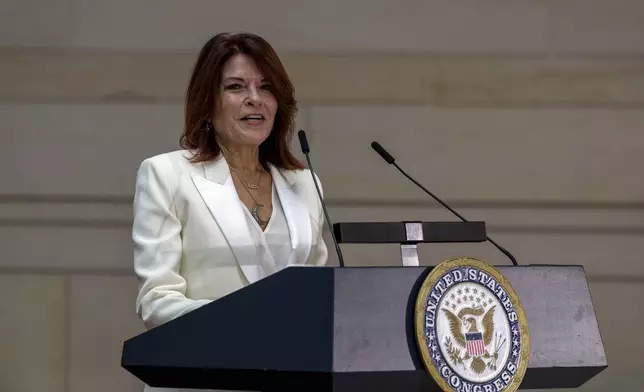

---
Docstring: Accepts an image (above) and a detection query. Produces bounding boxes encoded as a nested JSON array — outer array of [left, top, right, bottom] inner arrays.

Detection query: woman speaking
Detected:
[[131, 32, 329, 392]]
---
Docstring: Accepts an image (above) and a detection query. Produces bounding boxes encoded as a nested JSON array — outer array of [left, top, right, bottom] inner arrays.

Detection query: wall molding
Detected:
[[2, 49, 644, 107], [1, 196, 643, 235], [1, 194, 643, 209]]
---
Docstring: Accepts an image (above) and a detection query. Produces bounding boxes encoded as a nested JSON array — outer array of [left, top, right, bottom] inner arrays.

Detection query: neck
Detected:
[[220, 143, 262, 175]]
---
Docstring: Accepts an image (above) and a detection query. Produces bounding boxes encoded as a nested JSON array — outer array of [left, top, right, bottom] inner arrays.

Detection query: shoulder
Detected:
[[280, 167, 324, 196], [138, 149, 194, 170], [281, 167, 320, 184], [135, 150, 199, 188], [137, 150, 198, 176]]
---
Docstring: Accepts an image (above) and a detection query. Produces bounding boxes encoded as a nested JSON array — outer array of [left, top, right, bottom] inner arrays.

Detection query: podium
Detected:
[[121, 222, 607, 391]]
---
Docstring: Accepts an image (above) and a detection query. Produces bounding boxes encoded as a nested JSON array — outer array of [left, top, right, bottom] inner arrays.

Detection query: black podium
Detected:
[[121, 222, 607, 391]]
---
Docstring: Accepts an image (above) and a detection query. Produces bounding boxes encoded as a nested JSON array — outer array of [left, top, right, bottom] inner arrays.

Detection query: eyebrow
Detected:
[[222, 77, 269, 83]]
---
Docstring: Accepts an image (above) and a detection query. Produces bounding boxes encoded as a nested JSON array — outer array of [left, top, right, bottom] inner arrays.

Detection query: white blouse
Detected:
[[240, 183, 292, 270]]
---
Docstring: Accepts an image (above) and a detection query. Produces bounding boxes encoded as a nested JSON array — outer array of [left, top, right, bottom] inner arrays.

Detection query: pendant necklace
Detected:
[[231, 167, 269, 227]]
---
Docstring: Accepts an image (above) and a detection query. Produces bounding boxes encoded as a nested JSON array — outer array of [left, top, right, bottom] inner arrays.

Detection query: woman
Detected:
[[131, 32, 328, 391]]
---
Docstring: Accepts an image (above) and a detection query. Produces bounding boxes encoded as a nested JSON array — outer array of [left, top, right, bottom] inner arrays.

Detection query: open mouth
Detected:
[[240, 115, 265, 121]]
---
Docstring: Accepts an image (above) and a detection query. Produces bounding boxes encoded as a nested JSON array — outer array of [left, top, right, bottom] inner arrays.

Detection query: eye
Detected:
[[224, 83, 243, 90], [260, 84, 273, 91]]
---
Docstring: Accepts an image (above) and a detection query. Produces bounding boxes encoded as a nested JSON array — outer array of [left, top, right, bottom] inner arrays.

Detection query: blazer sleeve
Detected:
[[308, 172, 329, 266], [132, 157, 211, 329]]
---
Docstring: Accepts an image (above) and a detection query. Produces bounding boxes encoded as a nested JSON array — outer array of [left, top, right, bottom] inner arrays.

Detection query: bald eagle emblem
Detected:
[[415, 258, 529, 391], [443, 304, 505, 374]]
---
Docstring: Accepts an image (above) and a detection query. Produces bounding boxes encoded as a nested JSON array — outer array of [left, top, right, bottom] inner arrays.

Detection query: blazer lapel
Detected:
[[190, 157, 269, 284], [270, 165, 313, 266]]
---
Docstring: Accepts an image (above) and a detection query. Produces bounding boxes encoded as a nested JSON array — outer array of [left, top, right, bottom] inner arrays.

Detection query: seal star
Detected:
[[431, 349, 440, 362]]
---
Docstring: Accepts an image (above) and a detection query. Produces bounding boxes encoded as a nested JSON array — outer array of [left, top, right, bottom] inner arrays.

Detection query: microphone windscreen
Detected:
[[371, 141, 395, 164], [298, 130, 310, 154]]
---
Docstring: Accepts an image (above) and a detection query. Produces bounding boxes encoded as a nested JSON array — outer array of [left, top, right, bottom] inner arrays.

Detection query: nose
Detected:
[[244, 86, 262, 107]]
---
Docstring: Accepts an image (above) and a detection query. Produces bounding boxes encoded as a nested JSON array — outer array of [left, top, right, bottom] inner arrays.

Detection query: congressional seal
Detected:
[[415, 257, 529, 392]]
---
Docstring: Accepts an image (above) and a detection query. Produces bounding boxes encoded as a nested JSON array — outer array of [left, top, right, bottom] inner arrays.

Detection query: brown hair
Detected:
[[180, 32, 304, 170]]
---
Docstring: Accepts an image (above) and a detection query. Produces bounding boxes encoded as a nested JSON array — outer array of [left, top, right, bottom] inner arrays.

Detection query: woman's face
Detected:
[[213, 53, 278, 149]]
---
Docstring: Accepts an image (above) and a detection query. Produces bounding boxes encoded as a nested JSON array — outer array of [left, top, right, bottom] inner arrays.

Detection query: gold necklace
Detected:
[[232, 170, 269, 227], [229, 166, 261, 189]]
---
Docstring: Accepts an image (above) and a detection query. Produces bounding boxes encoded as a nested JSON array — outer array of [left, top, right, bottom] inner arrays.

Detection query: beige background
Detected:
[[1, 1, 643, 391]]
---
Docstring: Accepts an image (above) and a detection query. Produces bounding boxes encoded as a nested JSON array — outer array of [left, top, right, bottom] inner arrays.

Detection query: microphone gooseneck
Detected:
[[298, 130, 346, 267], [370, 141, 519, 266]]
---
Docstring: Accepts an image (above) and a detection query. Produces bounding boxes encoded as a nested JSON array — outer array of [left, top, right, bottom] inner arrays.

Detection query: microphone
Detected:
[[298, 130, 346, 267], [370, 141, 519, 266]]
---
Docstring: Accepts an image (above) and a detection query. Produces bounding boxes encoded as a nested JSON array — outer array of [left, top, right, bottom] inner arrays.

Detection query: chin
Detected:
[[241, 131, 271, 146], [231, 121, 272, 145]]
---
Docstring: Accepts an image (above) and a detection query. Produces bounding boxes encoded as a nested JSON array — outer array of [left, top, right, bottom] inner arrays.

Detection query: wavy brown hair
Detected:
[[180, 32, 304, 170]]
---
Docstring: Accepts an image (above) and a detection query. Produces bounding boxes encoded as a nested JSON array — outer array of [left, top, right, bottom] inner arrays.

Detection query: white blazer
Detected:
[[132, 149, 328, 392]]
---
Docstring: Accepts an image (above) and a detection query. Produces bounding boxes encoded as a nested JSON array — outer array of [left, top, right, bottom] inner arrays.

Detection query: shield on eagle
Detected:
[[466, 332, 485, 356]]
